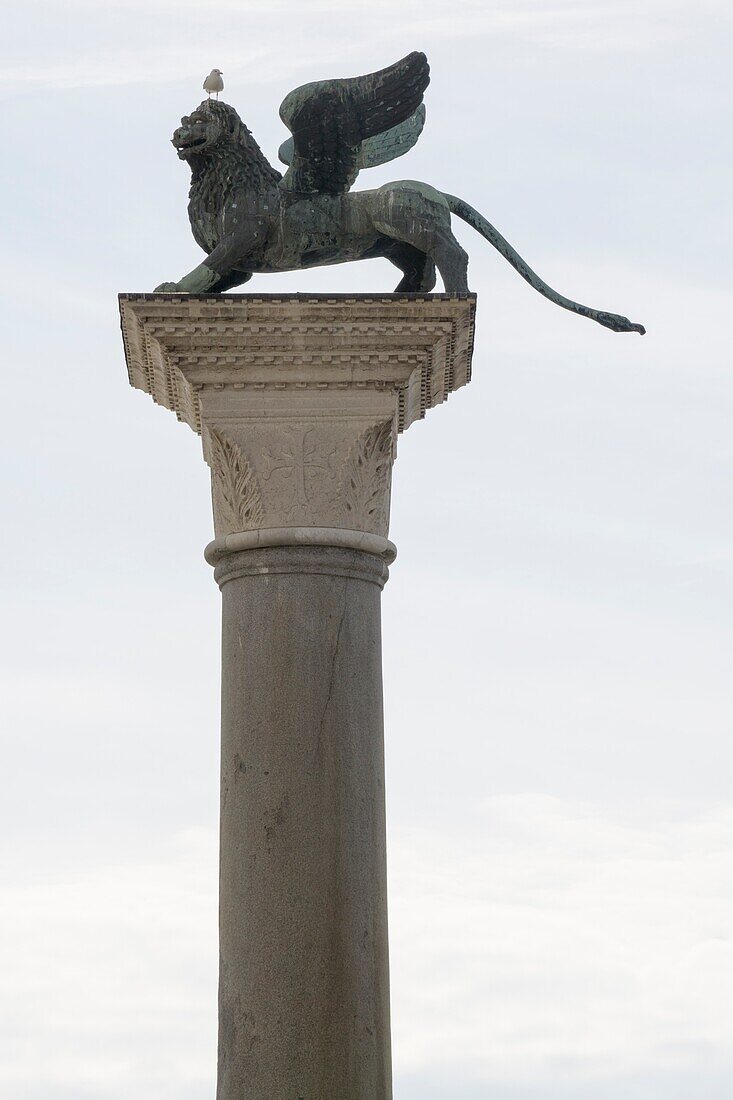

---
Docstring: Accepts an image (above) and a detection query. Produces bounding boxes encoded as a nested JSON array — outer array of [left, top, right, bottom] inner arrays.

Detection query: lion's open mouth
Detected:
[[177, 137, 207, 150]]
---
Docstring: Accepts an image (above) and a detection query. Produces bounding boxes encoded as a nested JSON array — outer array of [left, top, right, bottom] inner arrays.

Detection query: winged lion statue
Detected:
[[155, 52, 645, 335]]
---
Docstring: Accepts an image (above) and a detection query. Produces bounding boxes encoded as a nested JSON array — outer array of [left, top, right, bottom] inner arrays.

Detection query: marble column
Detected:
[[119, 292, 476, 1099]]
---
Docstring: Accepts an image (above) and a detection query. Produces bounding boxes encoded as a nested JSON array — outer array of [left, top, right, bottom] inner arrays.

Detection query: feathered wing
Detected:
[[278, 104, 427, 175], [278, 51, 430, 194], [357, 103, 426, 170]]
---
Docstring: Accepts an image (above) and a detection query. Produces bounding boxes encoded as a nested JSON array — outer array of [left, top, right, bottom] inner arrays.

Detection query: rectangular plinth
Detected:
[[119, 292, 476, 435], [120, 291, 477, 542]]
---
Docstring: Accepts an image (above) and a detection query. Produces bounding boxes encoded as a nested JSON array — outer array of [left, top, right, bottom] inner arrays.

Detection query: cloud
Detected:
[[0, 44, 285, 92], [2, 799, 733, 1097], [2, 0, 726, 94], [0, 829, 218, 1100], [389, 797, 733, 1086]]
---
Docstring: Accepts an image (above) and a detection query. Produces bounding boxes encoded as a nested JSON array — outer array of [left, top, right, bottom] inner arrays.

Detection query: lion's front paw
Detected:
[[154, 281, 183, 293]]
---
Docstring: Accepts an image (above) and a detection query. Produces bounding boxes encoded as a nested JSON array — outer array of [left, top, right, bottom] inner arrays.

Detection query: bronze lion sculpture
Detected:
[[155, 51, 644, 335]]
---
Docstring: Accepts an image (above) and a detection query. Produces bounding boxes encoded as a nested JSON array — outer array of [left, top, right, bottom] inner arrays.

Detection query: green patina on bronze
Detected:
[[156, 52, 645, 335]]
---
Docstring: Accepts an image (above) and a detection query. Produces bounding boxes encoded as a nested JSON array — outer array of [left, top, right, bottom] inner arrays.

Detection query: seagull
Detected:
[[203, 69, 224, 100]]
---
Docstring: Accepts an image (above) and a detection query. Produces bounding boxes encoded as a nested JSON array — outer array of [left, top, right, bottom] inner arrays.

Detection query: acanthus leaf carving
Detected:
[[208, 427, 265, 533], [342, 420, 395, 536]]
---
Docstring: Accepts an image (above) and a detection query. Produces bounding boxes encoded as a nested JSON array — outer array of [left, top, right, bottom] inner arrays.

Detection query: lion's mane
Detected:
[[188, 101, 282, 235]]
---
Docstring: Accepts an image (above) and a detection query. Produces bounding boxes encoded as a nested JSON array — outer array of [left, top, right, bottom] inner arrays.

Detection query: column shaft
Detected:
[[214, 545, 392, 1100]]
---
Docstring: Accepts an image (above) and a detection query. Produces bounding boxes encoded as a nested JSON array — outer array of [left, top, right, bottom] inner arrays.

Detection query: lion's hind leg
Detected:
[[427, 227, 469, 295], [384, 241, 436, 293], [373, 181, 469, 294]]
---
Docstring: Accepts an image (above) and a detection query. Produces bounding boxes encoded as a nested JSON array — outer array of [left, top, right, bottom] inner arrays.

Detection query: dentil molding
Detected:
[[120, 293, 476, 540]]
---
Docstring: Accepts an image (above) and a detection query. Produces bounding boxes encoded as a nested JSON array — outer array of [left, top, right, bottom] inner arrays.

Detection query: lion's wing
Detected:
[[278, 104, 427, 177], [278, 51, 430, 194]]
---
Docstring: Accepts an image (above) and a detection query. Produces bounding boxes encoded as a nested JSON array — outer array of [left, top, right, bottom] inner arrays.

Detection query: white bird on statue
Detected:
[[203, 69, 224, 99]]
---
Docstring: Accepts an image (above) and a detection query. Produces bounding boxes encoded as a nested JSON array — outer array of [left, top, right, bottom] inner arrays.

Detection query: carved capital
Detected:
[[201, 413, 396, 538], [206, 427, 265, 533], [120, 294, 475, 542]]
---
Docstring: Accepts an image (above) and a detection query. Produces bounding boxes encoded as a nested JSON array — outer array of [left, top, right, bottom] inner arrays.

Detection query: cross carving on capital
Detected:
[[262, 426, 338, 508], [120, 293, 475, 546]]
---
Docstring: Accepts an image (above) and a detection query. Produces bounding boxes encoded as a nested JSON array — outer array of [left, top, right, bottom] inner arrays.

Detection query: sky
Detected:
[[0, 0, 732, 1096]]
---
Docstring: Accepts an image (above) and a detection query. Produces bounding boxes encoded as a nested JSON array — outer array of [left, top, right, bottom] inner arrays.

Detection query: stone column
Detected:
[[119, 293, 476, 1099]]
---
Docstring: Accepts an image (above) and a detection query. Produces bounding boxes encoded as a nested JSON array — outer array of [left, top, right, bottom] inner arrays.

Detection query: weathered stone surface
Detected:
[[118, 293, 477, 1099], [120, 293, 476, 539], [215, 545, 391, 1099]]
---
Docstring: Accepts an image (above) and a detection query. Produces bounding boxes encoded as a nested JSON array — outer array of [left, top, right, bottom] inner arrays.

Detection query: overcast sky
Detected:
[[1, 1, 732, 1097]]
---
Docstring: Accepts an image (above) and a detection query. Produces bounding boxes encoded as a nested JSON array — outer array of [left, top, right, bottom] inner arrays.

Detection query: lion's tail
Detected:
[[443, 193, 645, 335]]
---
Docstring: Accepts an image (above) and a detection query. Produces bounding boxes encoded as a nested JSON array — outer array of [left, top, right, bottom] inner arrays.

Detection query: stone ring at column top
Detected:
[[204, 526, 397, 566]]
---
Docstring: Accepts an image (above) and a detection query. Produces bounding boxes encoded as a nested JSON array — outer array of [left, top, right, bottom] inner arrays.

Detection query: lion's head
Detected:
[[172, 100, 248, 160]]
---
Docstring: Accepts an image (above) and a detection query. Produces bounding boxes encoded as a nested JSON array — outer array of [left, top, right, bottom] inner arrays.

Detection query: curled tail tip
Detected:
[[598, 311, 647, 335]]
